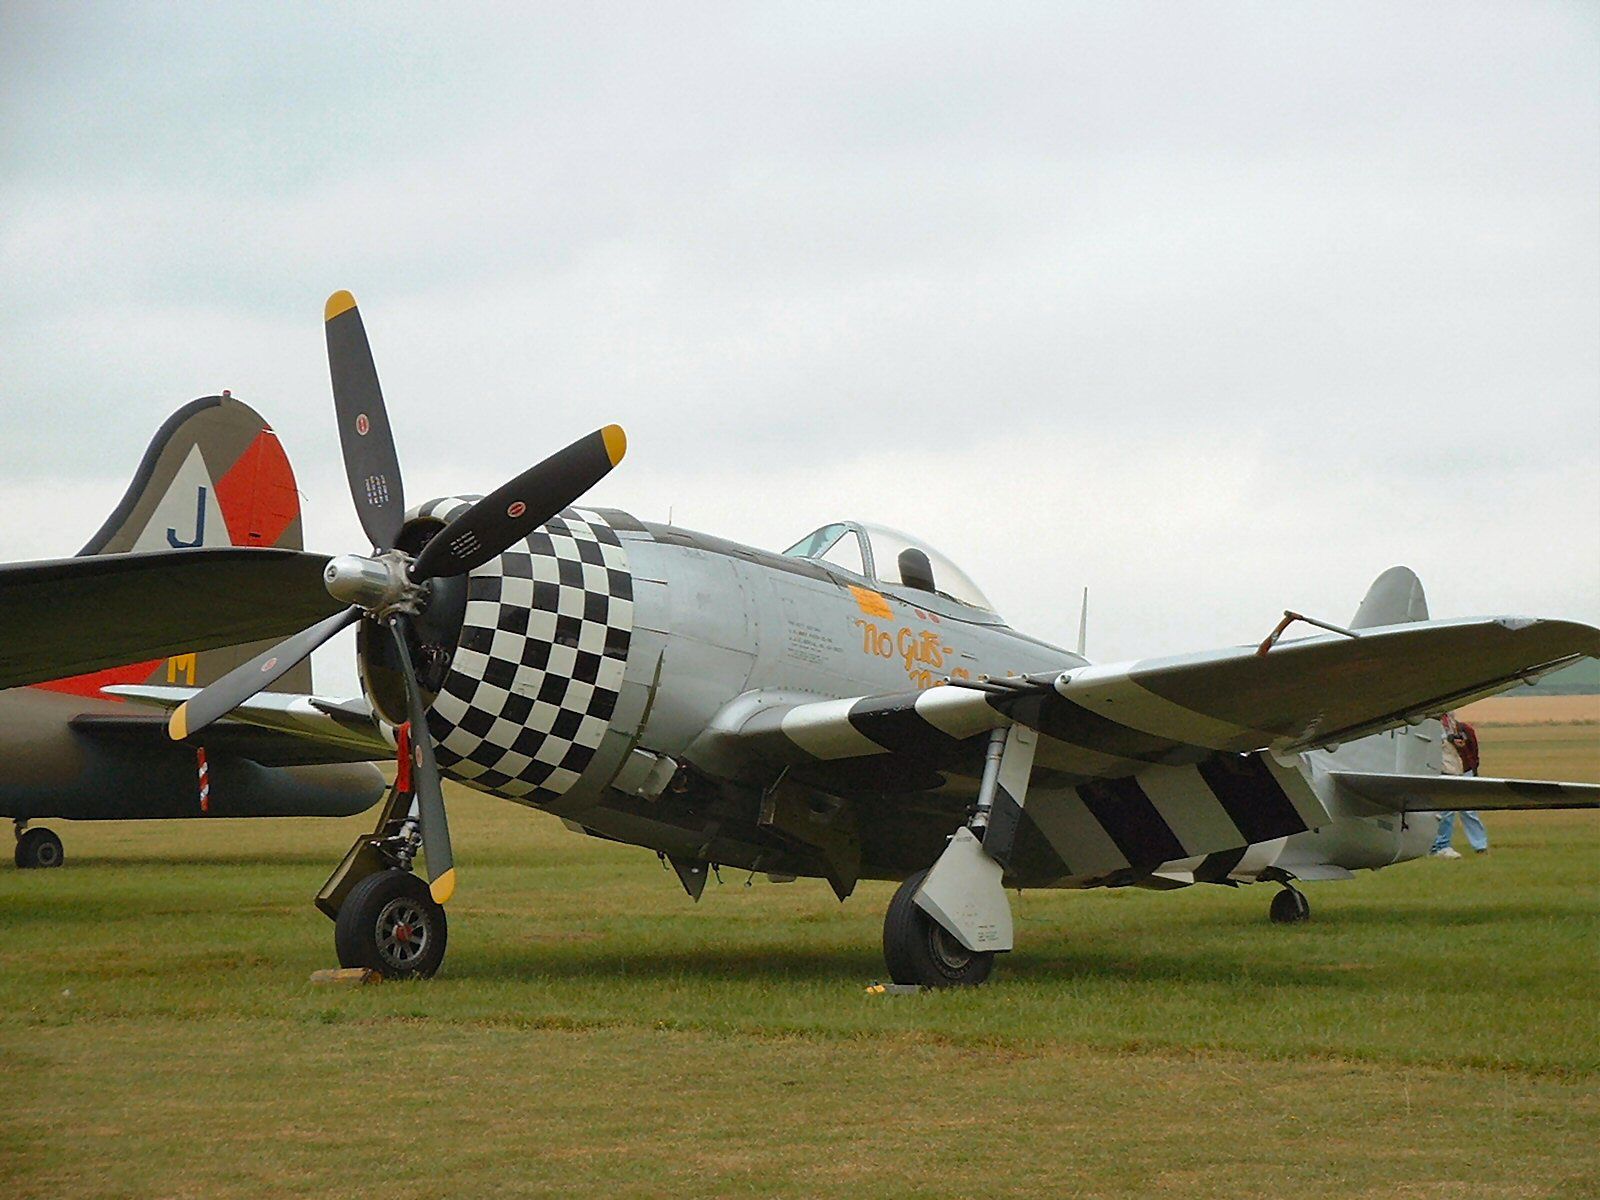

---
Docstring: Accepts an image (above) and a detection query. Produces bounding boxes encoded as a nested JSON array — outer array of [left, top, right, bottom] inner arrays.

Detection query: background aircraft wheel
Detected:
[[882, 868, 995, 988], [334, 869, 447, 979], [1270, 886, 1310, 924], [15, 827, 64, 869]]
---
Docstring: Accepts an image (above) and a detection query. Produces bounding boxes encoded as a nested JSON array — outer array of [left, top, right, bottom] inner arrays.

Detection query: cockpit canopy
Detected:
[[781, 521, 997, 613]]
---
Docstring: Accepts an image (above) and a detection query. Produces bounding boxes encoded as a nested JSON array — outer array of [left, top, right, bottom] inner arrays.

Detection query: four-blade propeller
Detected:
[[167, 290, 627, 904]]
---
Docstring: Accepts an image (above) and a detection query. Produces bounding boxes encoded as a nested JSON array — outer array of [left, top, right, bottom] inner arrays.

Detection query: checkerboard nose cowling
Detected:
[[407, 499, 635, 803]]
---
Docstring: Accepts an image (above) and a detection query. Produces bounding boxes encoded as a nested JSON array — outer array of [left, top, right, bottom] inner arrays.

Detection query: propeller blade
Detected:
[[325, 290, 407, 550], [390, 616, 455, 903], [409, 425, 626, 580], [168, 605, 361, 741]]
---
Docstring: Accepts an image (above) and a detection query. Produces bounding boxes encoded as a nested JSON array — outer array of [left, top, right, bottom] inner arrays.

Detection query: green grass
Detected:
[[2, 727, 1598, 1198], [1481, 721, 1600, 783]]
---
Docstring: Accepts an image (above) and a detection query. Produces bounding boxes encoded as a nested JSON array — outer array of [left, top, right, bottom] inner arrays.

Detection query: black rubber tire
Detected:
[[1270, 887, 1310, 924], [15, 828, 64, 869], [334, 869, 448, 979], [882, 868, 996, 988]]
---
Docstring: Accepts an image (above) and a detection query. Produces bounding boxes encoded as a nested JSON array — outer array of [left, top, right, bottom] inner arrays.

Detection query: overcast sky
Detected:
[[3, 2, 1596, 696]]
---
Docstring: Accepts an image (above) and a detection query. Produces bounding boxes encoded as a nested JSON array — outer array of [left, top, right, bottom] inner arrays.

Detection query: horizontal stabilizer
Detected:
[[1328, 771, 1600, 812]]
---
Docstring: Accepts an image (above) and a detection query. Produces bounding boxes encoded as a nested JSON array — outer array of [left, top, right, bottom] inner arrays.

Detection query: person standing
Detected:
[[1431, 713, 1488, 858]]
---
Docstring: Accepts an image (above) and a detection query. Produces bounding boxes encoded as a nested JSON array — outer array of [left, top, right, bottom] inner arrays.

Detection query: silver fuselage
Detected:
[[404, 504, 1437, 889]]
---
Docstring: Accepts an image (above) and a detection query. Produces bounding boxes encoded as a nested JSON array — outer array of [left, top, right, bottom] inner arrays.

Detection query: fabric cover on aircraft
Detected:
[[0, 548, 341, 690]]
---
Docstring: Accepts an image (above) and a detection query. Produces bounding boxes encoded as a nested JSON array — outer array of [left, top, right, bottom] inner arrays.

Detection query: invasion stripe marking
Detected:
[[1136, 763, 1245, 856], [1193, 847, 1248, 883], [1057, 664, 1268, 751], [985, 792, 1070, 883], [847, 695, 970, 760], [1075, 775, 1187, 868], [1195, 753, 1308, 844], [1231, 836, 1288, 880], [780, 698, 887, 759], [1270, 755, 1330, 828], [1029, 737, 1151, 781], [1001, 692, 1200, 765], [1150, 854, 1205, 878], [911, 686, 1006, 740], [1023, 787, 1131, 878]]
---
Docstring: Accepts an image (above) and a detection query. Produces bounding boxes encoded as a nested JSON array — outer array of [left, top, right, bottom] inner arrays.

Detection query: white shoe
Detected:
[[1430, 847, 1462, 859]]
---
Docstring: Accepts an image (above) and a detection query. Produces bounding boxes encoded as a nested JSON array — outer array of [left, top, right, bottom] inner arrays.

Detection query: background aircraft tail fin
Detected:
[[79, 394, 304, 557], [35, 395, 315, 697]]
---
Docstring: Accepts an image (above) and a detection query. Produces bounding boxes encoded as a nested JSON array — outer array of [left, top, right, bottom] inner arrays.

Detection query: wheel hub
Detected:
[[375, 897, 430, 967], [927, 922, 973, 973]]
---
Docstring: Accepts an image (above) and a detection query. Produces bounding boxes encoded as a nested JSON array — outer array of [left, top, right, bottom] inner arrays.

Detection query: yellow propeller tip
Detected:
[[168, 703, 189, 742], [602, 424, 627, 466], [324, 290, 357, 322], [429, 868, 457, 905]]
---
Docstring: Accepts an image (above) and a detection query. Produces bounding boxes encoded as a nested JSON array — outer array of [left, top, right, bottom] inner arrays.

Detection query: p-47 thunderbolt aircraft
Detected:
[[116, 293, 1597, 985]]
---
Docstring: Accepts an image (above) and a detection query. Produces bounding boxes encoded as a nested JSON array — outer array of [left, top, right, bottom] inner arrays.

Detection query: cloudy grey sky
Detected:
[[3, 2, 1596, 695]]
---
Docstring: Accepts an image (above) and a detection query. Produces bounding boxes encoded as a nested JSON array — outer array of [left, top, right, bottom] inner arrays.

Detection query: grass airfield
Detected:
[[3, 725, 1597, 1198]]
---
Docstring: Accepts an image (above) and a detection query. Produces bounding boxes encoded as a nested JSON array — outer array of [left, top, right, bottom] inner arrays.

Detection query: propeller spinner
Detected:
[[167, 291, 627, 903]]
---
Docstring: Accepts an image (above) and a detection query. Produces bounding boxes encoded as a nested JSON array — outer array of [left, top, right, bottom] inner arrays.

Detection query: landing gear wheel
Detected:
[[882, 868, 995, 988], [334, 869, 447, 978], [1270, 886, 1310, 924], [15, 827, 64, 869]]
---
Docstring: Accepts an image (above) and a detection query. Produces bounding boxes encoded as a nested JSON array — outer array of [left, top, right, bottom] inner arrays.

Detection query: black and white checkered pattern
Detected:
[[412, 499, 634, 803]]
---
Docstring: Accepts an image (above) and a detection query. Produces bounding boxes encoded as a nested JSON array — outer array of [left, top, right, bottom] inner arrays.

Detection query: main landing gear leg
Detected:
[[14, 820, 64, 869], [882, 724, 1038, 988], [315, 726, 449, 979], [1270, 884, 1311, 924]]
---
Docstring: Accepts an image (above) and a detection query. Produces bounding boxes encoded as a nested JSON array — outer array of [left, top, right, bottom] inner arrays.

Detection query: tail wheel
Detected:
[[335, 869, 448, 978], [882, 868, 996, 988], [1270, 886, 1311, 924], [15, 827, 64, 870]]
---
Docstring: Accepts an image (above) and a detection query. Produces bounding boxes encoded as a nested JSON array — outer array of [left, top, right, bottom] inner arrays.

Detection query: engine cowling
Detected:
[[357, 498, 636, 804]]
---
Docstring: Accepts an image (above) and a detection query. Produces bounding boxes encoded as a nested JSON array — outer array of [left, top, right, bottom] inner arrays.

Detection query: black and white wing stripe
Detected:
[[734, 614, 1597, 773], [714, 614, 1596, 885]]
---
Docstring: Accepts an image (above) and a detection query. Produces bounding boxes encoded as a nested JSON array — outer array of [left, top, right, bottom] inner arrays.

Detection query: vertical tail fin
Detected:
[[1349, 566, 1429, 629], [35, 395, 314, 697], [79, 394, 304, 557]]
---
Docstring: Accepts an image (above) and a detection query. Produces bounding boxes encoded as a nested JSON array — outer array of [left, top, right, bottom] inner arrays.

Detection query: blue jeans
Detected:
[[1432, 809, 1488, 852]]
